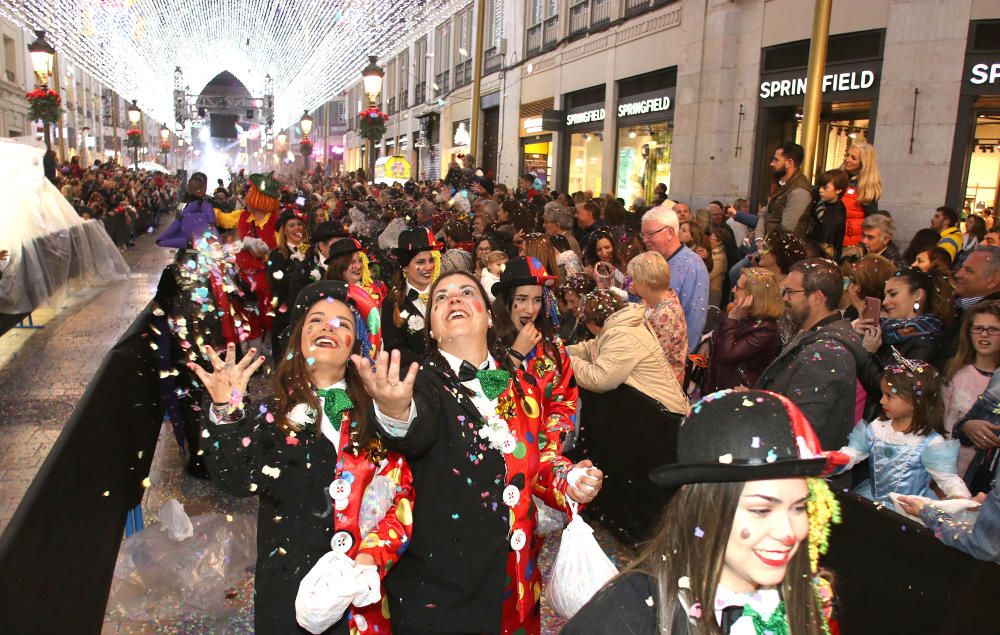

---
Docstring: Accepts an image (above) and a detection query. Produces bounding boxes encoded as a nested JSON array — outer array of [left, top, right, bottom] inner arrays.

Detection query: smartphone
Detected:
[[863, 297, 882, 322]]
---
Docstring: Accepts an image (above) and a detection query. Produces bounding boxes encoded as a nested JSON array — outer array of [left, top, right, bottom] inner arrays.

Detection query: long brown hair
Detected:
[[271, 302, 371, 443], [521, 233, 560, 278], [324, 251, 355, 282], [945, 301, 1000, 383], [623, 481, 822, 634]]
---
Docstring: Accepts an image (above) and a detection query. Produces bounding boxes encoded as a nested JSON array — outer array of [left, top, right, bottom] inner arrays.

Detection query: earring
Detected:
[[913, 301, 921, 312], [429, 330, 434, 338], [488, 320, 493, 328]]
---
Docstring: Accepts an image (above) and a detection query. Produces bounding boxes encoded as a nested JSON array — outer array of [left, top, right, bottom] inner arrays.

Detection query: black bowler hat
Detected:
[[649, 390, 848, 489], [276, 206, 307, 230], [392, 227, 442, 263], [312, 221, 346, 244], [491, 256, 557, 297], [325, 237, 363, 262]]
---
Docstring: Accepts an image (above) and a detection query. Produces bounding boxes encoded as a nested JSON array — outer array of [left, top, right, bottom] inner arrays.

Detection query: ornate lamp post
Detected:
[[126, 99, 142, 170], [361, 55, 384, 178], [299, 110, 314, 171], [159, 124, 170, 168], [27, 30, 57, 150]]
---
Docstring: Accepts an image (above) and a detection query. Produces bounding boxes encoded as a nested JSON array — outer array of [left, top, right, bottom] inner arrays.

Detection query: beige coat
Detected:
[[567, 304, 689, 414]]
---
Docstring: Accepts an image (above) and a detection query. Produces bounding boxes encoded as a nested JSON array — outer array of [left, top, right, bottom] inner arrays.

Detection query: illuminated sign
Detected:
[[566, 108, 605, 126], [617, 94, 671, 118], [759, 70, 876, 99]]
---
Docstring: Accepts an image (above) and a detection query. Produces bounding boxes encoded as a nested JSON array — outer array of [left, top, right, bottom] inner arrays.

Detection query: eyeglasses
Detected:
[[639, 226, 669, 240], [970, 325, 1000, 336], [780, 288, 807, 299]]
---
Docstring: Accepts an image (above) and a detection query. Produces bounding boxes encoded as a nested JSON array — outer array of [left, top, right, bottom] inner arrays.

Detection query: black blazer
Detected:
[[372, 360, 515, 634], [562, 573, 665, 634], [204, 404, 347, 635], [380, 291, 427, 364]]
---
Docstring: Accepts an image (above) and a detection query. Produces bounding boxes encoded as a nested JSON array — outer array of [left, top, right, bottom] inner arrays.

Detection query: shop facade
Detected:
[[751, 29, 884, 208], [561, 85, 606, 195], [613, 67, 677, 207], [947, 19, 1000, 215]]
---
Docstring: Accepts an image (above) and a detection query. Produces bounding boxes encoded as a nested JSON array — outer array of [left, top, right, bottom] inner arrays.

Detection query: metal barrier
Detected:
[[0, 304, 162, 634]]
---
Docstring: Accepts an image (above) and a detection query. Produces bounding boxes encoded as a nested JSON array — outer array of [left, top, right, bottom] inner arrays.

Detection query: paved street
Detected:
[[0, 228, 173, 534]]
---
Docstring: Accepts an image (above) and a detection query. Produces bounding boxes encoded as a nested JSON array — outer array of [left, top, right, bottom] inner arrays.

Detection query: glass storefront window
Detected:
[[522, 140, 552, 188], [792, 110, 870, 175], [964, 112, 999, 213], [616, 122, 673, 206], [568, 131, 603, 194]]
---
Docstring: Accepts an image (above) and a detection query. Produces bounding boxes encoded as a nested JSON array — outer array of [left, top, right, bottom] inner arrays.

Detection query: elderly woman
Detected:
[[361, 270, 602, 634], [627, 252, 687, 387], [861, 214, 904, 268], [703, 267, 783, 392], [542, 202, 582, 257], [567, 289, 688, 414]]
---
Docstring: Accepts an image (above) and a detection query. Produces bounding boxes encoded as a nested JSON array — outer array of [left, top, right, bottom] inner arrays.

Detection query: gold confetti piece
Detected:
[[226, 514, 234, 522], [141, 477, 152, 488], [718, 453, 733, 464], [249, 483, 258, 492], [102, 491, 110, 496]]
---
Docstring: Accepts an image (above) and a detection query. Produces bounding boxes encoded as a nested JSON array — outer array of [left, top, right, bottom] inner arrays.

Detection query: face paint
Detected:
[[472, 300, 484, 313], [327, 317, 342, 329], [740, 528, 751, 540]]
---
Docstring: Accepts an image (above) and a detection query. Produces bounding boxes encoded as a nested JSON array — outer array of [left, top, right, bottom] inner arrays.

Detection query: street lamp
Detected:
[[300, 110, 313, 171], [159, 124, 169, 142], [27, 30, 55, 88], [127, 99, 141, 169], [27, 30, 56, 150], [361, 55, 384, 179]]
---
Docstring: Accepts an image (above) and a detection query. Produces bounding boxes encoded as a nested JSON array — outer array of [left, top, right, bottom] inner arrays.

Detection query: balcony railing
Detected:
[[591, 0, 611, 28], [569, 2, 589, 36], [454, 60, 472, 88], [415, 81, 426, 104], [434, 70, 450, 96], [483, 46, 503, 75], [526, 24, 542, 55], [624, 0, 650, 18], [543, 16, 559, 49]]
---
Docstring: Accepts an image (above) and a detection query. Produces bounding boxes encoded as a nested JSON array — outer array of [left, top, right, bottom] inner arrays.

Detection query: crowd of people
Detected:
[[141, 139, 998, 634]]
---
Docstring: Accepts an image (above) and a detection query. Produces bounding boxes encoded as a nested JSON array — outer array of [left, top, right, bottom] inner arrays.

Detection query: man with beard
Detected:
[[756, 258, 869, 450], [763, 141, 813, 239]]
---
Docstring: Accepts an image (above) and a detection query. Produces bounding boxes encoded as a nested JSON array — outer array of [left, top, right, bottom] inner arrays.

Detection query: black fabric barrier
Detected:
[[0, 304, 162, 634], [568, 385, 682, 544], [0, 312, 29, 337], [824, 491, 1000, 634]]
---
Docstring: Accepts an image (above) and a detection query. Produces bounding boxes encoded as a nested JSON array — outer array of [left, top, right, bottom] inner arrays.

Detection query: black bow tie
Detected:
[[457, 360, 483, 382], [720, 605, 743, 634], [406, 288, 420, 302]]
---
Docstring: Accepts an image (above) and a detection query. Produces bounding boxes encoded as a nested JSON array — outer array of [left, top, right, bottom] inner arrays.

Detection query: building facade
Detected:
[[338, 0, 1000, 243]]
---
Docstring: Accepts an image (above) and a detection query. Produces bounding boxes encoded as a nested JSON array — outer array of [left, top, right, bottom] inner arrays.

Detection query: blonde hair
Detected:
[[626, 251, 671, 292], [483, 250, 508, 266], [848, 142, 883, 204], [739, 267, 783, 320]]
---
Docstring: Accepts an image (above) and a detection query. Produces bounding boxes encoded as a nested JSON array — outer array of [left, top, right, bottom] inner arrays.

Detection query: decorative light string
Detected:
[[0, 0, 477, 129]]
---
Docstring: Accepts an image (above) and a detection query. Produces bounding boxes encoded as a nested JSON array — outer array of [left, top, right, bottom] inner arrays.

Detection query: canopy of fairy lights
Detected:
[[0, 0, 474, 130]]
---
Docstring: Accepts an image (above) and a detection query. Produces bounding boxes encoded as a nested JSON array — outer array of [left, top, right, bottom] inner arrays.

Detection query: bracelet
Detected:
[[509, 349, 525, 362]]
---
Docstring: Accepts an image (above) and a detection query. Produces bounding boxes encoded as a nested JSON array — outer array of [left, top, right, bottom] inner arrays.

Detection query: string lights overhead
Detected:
[[0, 0, 474, 129]]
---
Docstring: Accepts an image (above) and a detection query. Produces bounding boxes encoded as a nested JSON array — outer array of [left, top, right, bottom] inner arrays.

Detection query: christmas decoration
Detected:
[[300, 139, 313, 157], [358, 107, 388, 142], [125, 129, 144, 149], [25, 88, 60, 124]]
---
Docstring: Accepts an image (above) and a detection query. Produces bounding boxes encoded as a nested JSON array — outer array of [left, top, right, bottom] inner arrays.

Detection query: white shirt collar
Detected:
[[438, 348, 493, 379]]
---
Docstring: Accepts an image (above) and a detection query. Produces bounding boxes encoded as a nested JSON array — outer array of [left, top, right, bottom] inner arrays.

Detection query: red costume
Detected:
[[235, 210, 279, 339]]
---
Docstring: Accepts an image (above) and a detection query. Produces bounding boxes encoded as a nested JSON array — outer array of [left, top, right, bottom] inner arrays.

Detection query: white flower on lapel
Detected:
[[407, 315, 425, 332]]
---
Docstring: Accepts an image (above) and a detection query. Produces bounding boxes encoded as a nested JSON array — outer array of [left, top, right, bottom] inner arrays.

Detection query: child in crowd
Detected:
[[479, 250, 508, 302], [811, 168, 848, 259], [838, 358, 971, 507], [943, 301, 1000, 477]]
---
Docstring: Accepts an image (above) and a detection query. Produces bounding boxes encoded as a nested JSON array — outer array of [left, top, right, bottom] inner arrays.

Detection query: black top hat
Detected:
[[325, 237, 364, 263], [276, 207, 307, 231], [649, 390, 848, 489], [391, 227, 443, 263], [288, 280, 351, 327], [312, 221, 347, 244], [491, 256, 557, 297]]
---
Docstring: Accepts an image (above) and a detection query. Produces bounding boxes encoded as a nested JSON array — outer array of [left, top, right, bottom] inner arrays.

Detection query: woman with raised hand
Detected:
[[194, 281, 413, 635], [356, 270, 602, 634]]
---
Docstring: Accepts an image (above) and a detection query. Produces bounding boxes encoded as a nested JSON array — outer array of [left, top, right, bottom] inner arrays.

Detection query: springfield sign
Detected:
[[760, 69, 876, 99], [618, 94, 671, 118], [566, 108, 605, 126]]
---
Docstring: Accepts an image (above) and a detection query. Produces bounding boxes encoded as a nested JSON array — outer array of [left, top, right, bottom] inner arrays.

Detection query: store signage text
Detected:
[[522, 117, 544, 134], [617, 94, 671, 118], [759, 70, 876, 99], [566, 108, 605, 126], [969, 63, 1000, 85]]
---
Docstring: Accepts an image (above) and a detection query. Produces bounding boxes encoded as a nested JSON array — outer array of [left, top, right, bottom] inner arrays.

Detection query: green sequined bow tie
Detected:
[[457, 361, 510, 400], [742, 599, 789, 635], [316, 387, 354, 431]]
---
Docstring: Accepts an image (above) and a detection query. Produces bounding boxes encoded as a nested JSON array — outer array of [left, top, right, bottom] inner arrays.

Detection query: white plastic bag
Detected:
[[295, 551, 365, 634], [545, 501, 619, 619], [158, 498, 194, 542], [358, 474, 395, 536]]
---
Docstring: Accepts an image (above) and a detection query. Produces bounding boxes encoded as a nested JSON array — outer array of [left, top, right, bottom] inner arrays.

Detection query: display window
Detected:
[[568, 131, 604, 194], [522, 139, 552, 188], [616, 122, 673, 205]]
